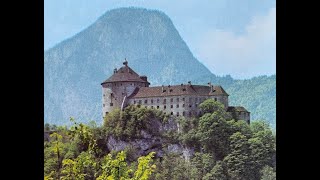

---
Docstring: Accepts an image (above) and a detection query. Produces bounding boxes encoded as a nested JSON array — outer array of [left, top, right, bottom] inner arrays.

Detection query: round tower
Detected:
[[101, 59, 150, 118]]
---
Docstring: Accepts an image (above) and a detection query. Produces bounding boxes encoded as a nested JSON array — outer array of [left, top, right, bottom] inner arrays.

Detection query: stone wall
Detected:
[[127, 95, 228, 117], [102, 81, 149, 118]]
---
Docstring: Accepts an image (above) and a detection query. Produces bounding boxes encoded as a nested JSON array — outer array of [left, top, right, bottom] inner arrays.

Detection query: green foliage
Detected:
[[45, 104, 275, 180], [97, 151, 156, 180], [132, 152, 156, 180], [196, 111, 232, 159], [223, 132, 251, 180], [44, 123, 51, 131], [152, 153, 192, 180], [199, 99, 225, 114], [203, 161, 228, 180], [103, 105, 168, 139], [260, 165, 276, 180], [222, 75, 276, 128], [190, 152, 216, 178], [44, 119, 157, 179]]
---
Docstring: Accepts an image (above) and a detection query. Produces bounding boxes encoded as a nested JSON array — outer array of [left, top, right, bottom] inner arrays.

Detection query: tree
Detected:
[[196, 111, 232, 159], [199, 99, 225, 114], [97, 151, 156, 180], [44, 123, 51, 131], [151, 153, 191, 180], [247, 121, 276, 179], [190, 152, 215, 178], [49, 132, 64, 171], [203, 161, 228, 180], [60, 152, 97, 180], [223, 132, 251, 180], [132, 152, 156, 180], [97, 151, 130, 180], [260, 165, 276, 180]]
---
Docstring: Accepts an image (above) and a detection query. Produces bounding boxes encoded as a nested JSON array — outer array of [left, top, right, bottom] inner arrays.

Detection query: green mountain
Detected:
[[44, 7, 275, 127]]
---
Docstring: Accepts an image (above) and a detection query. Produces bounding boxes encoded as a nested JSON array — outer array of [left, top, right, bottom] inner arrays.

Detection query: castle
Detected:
[[101, 60, 250, 123]]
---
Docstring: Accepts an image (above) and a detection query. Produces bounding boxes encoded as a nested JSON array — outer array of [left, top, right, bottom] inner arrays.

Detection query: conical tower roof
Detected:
[[101, 60, 149, 85]]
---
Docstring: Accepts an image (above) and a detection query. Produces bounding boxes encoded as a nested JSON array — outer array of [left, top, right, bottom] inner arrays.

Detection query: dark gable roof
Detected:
[[101, 65, 149, 84], [129, 85, 228, 98], [227, 106, 250, 113]]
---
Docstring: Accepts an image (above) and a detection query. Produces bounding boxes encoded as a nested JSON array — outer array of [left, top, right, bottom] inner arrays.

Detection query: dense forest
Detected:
[[44, 100, 276, 180]]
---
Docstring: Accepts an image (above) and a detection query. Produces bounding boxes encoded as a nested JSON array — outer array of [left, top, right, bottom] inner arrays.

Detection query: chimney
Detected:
[[208, 82, 211, 87], [140, 75, 148, 82], [211, 85, 215, 92], [188, 81, 191, 86], [123, 58, 128, 66], [114, 68, 117, 74]]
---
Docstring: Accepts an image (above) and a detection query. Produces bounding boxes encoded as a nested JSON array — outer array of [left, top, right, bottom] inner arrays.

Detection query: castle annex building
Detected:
[[101, 60, 250, 123]]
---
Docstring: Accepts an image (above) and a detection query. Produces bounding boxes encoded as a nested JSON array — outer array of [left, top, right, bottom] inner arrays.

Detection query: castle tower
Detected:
[[101, 59, 150, 118]]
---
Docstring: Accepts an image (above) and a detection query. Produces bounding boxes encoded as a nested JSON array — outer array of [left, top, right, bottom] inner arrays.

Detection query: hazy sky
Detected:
[[44, 0, 276, 79]]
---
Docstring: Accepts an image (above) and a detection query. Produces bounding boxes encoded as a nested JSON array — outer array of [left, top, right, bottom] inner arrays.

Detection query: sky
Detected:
[[44, 0, 276, 79]]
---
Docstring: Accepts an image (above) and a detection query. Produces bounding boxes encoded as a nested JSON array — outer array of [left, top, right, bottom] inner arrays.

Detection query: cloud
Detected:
[[194, 7, 276, 79]]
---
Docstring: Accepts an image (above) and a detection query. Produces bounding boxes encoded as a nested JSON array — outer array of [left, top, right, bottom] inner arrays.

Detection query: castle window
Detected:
[[177, 112, 179, 116], [134, 100, 136, 104], [195, 104, 198, 107], [121, 83, 122, 86], [171, 112, 173, 115], [189, 104, 192, 108], [171, 105, 173, 108], [182, 104, 185, 107], [151, 99, 153, 103], [151, 106, 154, 109], [182, 98, 185, 101], [163, 89, 166, 92], [183, 111, 185, 116], [157, 106, 159, 109], [182, 88, 186, 91], [144, 100, 148, 104], [176, 104, 179, 108], [110, 103, 113, 106], [164, 105, 167, 109], [170, 89, 173, 92], [177, 98, 179, 102], [163, 99, 166, 104], [214, 98, 217, 101], [171, 98, 173, 102], [157, 99, 160, 103], [139, 100, 142, 104], [106, 112, 109, 115], [103, 104, 105, 107]]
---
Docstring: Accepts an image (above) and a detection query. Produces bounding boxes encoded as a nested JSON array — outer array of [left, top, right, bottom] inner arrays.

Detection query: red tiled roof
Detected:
[[101, 64, 149, 84], [129, 84, 228, 98]]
